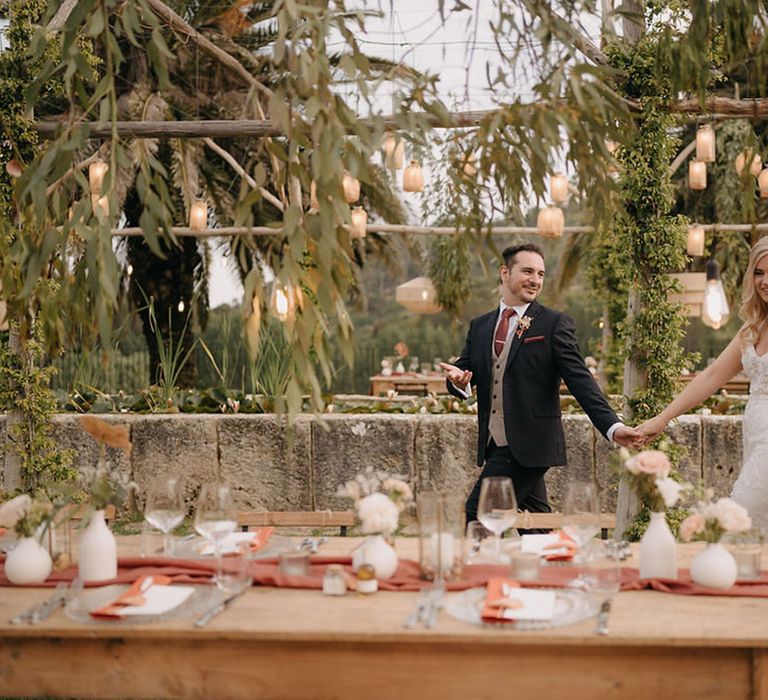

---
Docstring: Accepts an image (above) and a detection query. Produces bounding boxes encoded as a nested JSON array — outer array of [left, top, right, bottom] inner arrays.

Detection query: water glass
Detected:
[[144, 476, 185, 556], [583, 540, 621, 603], [511, 551, 540, 581], [216, 541, 253, 594], [728, 532, 763, 580]]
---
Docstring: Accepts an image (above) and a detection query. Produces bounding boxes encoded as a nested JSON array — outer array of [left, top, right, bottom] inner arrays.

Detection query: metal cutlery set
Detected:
[[10, 579, 83, 625], [403, 583, 445, 629]]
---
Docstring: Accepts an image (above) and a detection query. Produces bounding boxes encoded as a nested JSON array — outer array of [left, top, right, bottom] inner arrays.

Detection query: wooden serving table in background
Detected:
[[1, 538, 768, 700], [369, 372, 447, 396]]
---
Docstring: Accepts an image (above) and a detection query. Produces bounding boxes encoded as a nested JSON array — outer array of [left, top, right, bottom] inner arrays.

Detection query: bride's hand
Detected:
[[635, 416, 668, 445]]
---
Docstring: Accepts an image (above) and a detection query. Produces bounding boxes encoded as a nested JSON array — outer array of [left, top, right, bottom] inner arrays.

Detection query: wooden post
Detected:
[[3, 327, 22, 491]]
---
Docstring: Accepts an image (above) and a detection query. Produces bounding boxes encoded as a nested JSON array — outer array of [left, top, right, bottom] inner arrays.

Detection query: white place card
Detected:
[[118, 585, 195, 617], [497, 588, 556, 621]]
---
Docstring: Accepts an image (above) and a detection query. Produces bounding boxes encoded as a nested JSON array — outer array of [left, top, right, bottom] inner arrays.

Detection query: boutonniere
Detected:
[[515, 315, 532, 338]]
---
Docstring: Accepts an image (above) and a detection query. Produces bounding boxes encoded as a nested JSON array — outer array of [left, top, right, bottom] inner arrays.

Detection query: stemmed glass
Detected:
[[561, 479, 601, 564], [194, 483, 237, 565], [144, 476, 185, 556], [477, 477, 518, 561]]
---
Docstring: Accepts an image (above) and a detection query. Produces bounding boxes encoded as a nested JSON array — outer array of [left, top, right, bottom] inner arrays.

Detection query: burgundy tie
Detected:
[[494, 308, 515, 357]]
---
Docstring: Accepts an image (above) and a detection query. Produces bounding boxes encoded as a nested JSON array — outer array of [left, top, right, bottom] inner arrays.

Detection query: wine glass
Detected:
[[144, 476, 185, 556], [194, 483, 237, 563], [477, 477, 518, 560], [561, 480, 601, 564]]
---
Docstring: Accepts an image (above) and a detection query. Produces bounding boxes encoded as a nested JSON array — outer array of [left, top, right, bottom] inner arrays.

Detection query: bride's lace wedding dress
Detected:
[[731, 345, 768, 530]]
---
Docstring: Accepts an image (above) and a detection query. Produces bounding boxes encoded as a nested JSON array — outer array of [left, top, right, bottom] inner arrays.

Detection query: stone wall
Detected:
[[0, 413, 744, 512]]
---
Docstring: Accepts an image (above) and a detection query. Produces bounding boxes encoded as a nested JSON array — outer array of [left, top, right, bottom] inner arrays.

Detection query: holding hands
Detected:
[[634, 416, 669, 446]]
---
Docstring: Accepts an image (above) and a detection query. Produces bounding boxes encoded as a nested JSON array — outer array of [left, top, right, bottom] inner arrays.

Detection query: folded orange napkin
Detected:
[[542, 530, 577, 561], [481, 577, 522, 622], [90, 574, 172, 619], [249, 527, 274, 552]]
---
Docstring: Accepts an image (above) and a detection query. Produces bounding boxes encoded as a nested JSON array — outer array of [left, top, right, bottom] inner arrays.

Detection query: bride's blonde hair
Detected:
[[739, 236, 768, 345]]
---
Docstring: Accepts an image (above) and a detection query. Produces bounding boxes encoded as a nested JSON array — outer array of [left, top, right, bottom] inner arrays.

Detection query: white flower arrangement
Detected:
[[336, 467, 413, 535], [680, 495, 752, 543]]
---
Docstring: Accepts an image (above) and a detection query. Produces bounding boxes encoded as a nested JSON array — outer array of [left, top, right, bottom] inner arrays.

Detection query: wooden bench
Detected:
[[237, 510, 356, 536], [517, 511, 617, 538]]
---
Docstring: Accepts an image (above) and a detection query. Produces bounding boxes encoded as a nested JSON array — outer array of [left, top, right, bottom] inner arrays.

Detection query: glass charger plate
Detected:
[[173, 534, 292, 560], [445, 586, 598, 630], [64, 584, 224, 626]]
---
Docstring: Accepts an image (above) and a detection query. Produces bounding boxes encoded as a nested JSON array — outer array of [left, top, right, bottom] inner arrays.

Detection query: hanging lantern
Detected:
[[91, 194, 109, 219], [536, 206, 564, 238], [382, 133, 405, 170], [310, 180, 319, 210], [88, 160, 108, 196], [270, 281, 302, 322], [342, 172, 360, 203], [696, 124, 716, 163], [758, 169, 768, 197], [687, 224, 705, 257], [701, 258, 730, 330], [189, 200, 208, 231], [350, 206, 367, 238], [550, 173, 569, 204], [5, 159, 22, 178], [688, 160, 707, 190], [402, 161, 424, 193], [735, 150, 763, 176], [668, 272, 706, 317], [395, 277, 442, 314]]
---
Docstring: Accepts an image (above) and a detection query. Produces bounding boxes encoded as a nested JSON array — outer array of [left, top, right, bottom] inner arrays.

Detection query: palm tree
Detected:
[[112, 0, 410, 387]]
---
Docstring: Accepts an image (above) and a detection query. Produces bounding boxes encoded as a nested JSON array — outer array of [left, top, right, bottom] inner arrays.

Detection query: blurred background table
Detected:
[[370, 372, 447, 396]]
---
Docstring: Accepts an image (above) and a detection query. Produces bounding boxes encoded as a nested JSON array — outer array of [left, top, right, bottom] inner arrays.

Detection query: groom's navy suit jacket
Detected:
[[448, 300, 620, 469]]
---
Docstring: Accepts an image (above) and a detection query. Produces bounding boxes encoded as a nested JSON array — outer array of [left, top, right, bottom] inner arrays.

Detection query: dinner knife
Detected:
[[10, 582, 68, 625], [193, 590, 245, 629], [595, 599, 611, 636]]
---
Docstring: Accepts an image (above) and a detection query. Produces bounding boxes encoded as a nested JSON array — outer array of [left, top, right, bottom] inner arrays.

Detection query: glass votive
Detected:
[[511, 551, 540, 582], [733, 544, 762, 580], [279, 550, 310, 576]]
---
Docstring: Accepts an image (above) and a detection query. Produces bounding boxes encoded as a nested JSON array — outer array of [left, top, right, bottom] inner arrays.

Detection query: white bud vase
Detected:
[[639, 511, 677, 579], [78, 509, 117, 582], [4, 536, 53, 585], [690, 543, 738, 589], [352, 535, 399, 580]]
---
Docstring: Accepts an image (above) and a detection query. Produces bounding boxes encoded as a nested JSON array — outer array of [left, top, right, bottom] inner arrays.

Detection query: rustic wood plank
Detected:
[[237, 510, 355, 528]]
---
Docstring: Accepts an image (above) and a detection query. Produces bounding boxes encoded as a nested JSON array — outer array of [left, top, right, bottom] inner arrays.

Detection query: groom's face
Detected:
[[500, 251, 545, 305]]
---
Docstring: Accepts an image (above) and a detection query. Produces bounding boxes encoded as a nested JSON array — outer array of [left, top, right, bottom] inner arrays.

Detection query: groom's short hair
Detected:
[[501, 242, 544, 268]]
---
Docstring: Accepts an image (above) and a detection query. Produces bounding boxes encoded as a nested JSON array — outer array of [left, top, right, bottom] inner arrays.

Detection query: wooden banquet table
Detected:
[[2, 537, 768, 700]]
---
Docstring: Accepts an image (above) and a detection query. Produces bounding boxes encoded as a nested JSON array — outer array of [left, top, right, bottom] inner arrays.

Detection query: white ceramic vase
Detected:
[[4, 536, 53, 585], [689, 543, 738, 589], [78, 509, 117, 582], [639, 511, 677, 580], [352, 535, 399, 580]]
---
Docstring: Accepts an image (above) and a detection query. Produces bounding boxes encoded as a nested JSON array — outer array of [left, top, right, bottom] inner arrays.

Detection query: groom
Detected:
[[441, 242, 639, 522]]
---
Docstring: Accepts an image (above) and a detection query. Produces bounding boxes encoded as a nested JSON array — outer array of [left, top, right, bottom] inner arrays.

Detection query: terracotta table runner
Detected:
[[2, 554, 768, 596]]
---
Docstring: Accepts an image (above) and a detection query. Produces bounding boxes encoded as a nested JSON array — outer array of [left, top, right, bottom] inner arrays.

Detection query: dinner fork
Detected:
[[403, 589, 430, 629]]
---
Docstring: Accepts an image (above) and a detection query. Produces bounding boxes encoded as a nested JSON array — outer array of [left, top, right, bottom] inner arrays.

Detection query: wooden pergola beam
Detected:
[[33, 111, 496, 139], [108, 222, 768, 238], [32, 97, 768, 140]]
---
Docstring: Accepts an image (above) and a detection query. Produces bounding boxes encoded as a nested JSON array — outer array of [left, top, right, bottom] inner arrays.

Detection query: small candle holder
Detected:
[[279, 550, 310, 576], [511, 551, 540, 581]]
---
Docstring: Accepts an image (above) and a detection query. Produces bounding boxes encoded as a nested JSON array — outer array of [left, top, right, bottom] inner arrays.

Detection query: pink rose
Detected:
[[679, 513, 705, 542], [627, 450, 671, 478]]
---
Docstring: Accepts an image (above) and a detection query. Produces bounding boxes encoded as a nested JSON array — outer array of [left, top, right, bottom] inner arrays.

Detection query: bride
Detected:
[[637, 237, 768, 528]]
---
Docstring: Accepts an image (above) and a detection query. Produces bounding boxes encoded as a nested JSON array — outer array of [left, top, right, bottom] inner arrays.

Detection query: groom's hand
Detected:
[[612, 425, 644, 449], [439, 362, 472, 390]]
